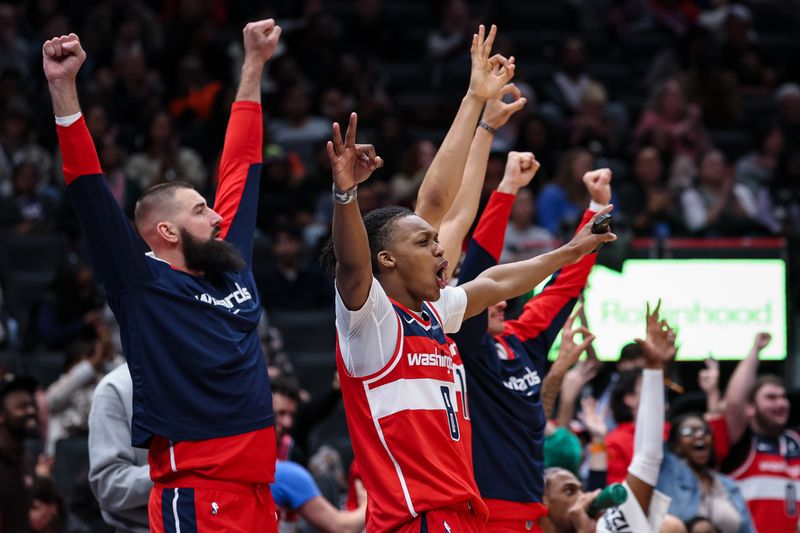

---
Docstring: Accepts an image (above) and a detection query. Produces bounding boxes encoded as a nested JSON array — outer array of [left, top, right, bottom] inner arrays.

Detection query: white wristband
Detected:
[[589, 200, 608, 213], [55, 111, 82, 127]]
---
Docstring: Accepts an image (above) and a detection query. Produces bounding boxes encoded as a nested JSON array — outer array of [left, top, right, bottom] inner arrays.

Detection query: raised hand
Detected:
[[752, 331, 772, 352], [242, 19, 282, 65], [578, 396, 608, 442], [42, 33, 86, 84], [566, 205, 617, 259], [698, 357, 719, 395], [582, 168, 612, 206], [326, 112, 384, 191], [635, 300, 678, 368], [498, 151, 540, 194], [482, 83, 527, 130], [467, 24, 515, 100], [555, 307, 596, 371]]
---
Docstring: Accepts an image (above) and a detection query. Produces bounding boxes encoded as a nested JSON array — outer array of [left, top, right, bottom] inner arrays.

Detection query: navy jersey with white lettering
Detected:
[[58, 102, 273, 447], [451, 191, 596, 503]]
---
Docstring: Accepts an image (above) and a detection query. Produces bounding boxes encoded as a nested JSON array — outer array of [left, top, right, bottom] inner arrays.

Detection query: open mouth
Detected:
[[435, 260, 448, 289], [692, 441, 708, 450]]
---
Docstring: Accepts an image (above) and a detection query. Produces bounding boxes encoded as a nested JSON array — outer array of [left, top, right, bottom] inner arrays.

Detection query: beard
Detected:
[[181, 228, 246, 282], [754, 408, 788, 437]]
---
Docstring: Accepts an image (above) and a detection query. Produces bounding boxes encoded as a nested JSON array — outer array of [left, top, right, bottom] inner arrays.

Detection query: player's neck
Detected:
[[379, 277, 423, 312]]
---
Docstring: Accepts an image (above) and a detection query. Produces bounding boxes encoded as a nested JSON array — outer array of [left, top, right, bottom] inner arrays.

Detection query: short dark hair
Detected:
[[30, 477, 67, 531], [749, 374, 785, 403], [611, 368, 642, 424], [619, 343, 644, 363], [133, 181, 195, 233], [319, 206, 413, 277], [271, 376, 301, 403]]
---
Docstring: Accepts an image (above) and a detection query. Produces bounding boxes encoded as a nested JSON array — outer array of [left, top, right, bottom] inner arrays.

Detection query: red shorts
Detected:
[[484, 499, 548, 532], [392, 500, 488, 533], [149, 481, 277, 533]]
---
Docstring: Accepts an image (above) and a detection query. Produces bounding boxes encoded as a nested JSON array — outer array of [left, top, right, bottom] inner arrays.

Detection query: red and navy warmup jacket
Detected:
[[58, 102, 273, 448], [451, 191, 597, 504]]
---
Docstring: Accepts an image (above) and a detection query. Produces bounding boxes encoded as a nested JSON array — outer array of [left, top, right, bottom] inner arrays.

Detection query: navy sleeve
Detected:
[[58, 117, 154, 292]]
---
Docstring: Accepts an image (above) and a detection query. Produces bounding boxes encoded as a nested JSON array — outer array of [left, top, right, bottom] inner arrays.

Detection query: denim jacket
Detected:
[[656, 451, 755, 533]]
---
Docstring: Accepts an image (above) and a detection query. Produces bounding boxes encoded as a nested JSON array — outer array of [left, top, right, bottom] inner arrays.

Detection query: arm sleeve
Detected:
[[59, 117, 153, 291], [452, 191, 515, 347], [214, 101, 264, 267], [335, 278, 399, 378], [429, 285, 467, 334], [606, 432, 632, 484], [272, 461, 321, 511], [88, 380, 153, 512], [628, 368, 664, 486], [502, 209, 597, 361]]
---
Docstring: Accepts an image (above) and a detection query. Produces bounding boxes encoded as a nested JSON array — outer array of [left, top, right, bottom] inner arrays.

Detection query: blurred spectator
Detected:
[[88, 363, 151, 533], [28, 477, 67, 533], [650, 0, 700, 35], [426, 0, 472, 62], [735, 125, 783, 233], [680, 150, 763, 236], [775, 83, 800, 145], [258, 312, 298, 387], [344, 0, 399, 60], [500, 188, 553, 263], [515, 114, 557, 185], [388, 140, 436, 207], [605, 367, 643, 484], [767, 147, 800, 236], [269, 85, 330, 171], [595, 343, 645, 433], [0, 161, 61, 234], [258, 225, 333, 311], [545, 38, 595, 115], [536, 148, 593, 235], [657, 414, 754, 532], [619, 146, 682, 236], [45, 330, 121, 456], [0, 286, 17, 351], [568, 81, 619, 156], [257, 145, 320, 231], [719, 334, 800, 532], [125, 110, 207, 192], [0, 99, 53, 196], [98, 135, 141, 219], [0, 375, 39, 533], [716, 7, 775, 97], [33, 257, 105, 351], [635, 79, 711, 159], [0, 4, 32, 82]]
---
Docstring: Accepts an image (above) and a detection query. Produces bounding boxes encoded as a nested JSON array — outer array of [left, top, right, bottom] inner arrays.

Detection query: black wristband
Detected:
[[478, 121, 497, 135]]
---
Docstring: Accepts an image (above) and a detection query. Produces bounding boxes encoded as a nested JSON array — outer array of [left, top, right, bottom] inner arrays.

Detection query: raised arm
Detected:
[[329, 113, 384, 310], [461, 205, 615, 319], [214, 20, 281, 262], [723, 332, 772, 444], [415, 24, 515, 229], [626, 301, 676, 515], [45, 34, 152, 291], [438, 85, 528, 279], [502, 169, 611, 351]]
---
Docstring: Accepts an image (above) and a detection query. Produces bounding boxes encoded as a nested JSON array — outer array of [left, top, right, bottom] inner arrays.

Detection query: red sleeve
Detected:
[[502, 209, 596, 342], [214, 101, 263, 240], [57, 116, 102, 184], [345, 458, 361, 511], [605, 426, 633, 484], [707, 415, 731, 465], [472, 191, 515, 262]]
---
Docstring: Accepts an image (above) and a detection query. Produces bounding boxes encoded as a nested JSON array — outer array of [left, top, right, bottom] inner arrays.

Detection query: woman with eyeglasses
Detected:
[[655, 413, 755, 533]]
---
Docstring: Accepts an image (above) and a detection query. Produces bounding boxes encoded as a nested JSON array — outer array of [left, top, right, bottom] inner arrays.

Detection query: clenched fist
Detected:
[[242, 19, 282, 65], [582, 168, 612, 206], [498, 151, 540, 194], [42, 33, 86, 85]]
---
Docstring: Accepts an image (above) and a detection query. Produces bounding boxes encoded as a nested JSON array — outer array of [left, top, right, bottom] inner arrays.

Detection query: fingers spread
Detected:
[[325, 140, 337, 163], [331, 122, 344, 153], [344, 112, 358, 147], [483, 24, 497, 57]]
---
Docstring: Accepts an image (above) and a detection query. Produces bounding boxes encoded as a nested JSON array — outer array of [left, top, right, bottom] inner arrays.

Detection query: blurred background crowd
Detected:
[[1, 0, 800, 531]]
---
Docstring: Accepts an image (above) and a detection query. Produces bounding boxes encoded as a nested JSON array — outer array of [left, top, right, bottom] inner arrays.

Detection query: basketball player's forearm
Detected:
[[333, 202, 372, 308], [48, 79, 81, 117], [235, 60, 263, 103], [415, 94, 484, 229]]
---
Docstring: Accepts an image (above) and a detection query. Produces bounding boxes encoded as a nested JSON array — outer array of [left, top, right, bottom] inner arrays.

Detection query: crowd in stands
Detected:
[[1, 0, 800, 531]]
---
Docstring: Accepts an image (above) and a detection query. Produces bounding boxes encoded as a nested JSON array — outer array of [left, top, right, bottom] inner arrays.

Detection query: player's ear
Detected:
[[377, 250, 395, 270], [156, 221, 180, 244]]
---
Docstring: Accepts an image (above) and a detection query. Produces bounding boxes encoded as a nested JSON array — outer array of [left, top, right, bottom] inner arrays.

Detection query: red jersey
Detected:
[[335, 280, 486, 532], [723, 427, 800, 531]]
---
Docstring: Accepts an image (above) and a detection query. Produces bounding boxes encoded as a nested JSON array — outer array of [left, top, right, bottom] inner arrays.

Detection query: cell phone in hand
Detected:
[[591, 213, 612, 234]]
